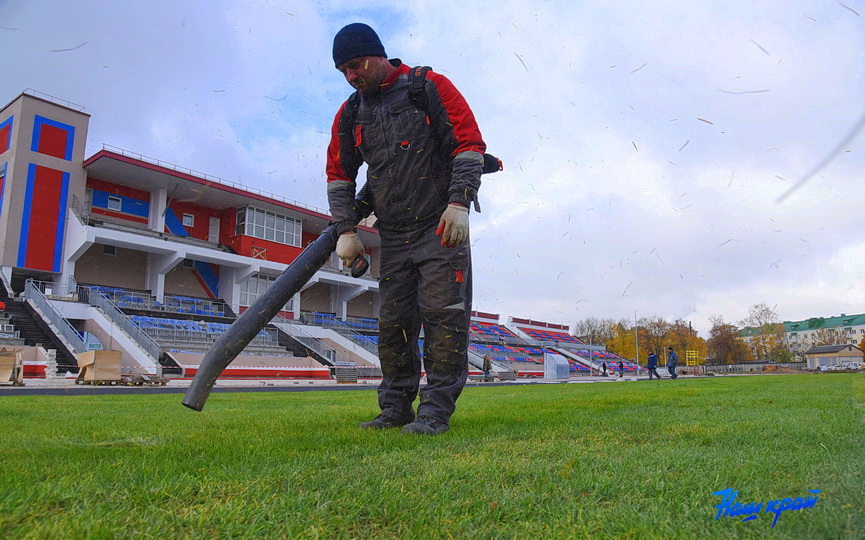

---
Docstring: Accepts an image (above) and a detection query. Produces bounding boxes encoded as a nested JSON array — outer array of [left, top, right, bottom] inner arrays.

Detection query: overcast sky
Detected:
[[3, 0, 864, 336]]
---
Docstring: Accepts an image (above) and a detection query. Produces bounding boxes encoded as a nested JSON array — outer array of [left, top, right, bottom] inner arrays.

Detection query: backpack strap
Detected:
[[339, 91, 363, 149], [408, 65, 495, 213], [343, 91, 360, 128], [406, 65, 432, 111], [345, 66, 430, 135], [346, 90, 360, 115]]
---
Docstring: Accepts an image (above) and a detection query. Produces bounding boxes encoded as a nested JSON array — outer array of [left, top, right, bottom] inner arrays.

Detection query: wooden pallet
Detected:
[[74, 379, 121, 386], [120, 374, 169, 386]]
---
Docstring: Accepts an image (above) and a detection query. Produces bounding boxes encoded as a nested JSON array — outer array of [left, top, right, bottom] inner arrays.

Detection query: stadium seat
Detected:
[[518, 327, 585, 344]]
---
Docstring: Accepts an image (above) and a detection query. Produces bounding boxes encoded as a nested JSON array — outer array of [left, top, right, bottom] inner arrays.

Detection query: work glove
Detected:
[[436, 203, 469, 247], [336, 231, 364, 266]]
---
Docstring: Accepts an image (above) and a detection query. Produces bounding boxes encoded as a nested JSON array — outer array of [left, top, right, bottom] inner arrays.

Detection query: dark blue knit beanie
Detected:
[[332, 23, 387, 67]]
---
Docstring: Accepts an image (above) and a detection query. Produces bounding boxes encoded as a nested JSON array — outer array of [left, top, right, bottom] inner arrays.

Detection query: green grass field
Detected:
[[1, 374, 862, 539]]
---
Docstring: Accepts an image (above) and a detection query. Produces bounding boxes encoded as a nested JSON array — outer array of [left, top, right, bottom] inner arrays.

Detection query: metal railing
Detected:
[[705, 362, 807, 374], [23, 88, 86, 112], [78, 286, 227, 318], [469, 332, 541, 347], [0, 268, 13, 297], [301, 315, 378, 355], [156, 295, 227, 316], [26, 280, 57, 296], [23, 280, 87, 354], [68, 275, 79, 298], [535, 339, 592, 350], [345, 315, 380, 330], [100, 144, 332, 217], [79, 287, 161, 361], [139, 325, 278, 347], [357, 366, 383, 378], [467, 349, 486, 367], [274, 319, 345, 364], [298, 313, 378, 355], [70, 194, 90, 226]]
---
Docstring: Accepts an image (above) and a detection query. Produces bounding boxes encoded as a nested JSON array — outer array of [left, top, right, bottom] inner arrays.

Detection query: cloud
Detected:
[[3, 0, 864, 337]]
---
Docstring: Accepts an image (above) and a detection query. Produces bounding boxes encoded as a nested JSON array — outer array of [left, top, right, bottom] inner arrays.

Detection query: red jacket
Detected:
[[326, 60, 486, 233]]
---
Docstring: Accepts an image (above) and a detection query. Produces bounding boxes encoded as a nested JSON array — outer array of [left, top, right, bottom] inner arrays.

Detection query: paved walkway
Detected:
[[0, 373, 713, 396]]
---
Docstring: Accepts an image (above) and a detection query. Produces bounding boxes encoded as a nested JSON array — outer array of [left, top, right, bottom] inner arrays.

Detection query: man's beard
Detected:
[[354, 70, 383, 94], [354, 78, 377, 94]]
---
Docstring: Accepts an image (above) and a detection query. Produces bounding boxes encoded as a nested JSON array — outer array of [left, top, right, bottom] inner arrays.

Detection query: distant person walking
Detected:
[[618, 360, 624, 377], [646, 349, 662, 380], [482, 355, 492, 382], [602, 362, 607, 377], [667, 346, 679, 379]]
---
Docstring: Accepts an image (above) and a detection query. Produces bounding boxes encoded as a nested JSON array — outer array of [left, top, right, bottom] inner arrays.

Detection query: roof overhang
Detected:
[[83, 149, 379, 244]]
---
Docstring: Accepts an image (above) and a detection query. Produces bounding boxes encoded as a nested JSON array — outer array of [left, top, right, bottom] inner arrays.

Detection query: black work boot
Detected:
[[359, 414, 414, 430], [401, 415, 450, 435]]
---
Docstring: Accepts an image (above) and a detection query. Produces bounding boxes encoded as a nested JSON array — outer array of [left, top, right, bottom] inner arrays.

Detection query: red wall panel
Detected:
[[0, 123, 10, 153], [19, 165, 67, 271], [168, 200, 224, 241], [38, 123, 69, 160], [231, 235, 304, 264]]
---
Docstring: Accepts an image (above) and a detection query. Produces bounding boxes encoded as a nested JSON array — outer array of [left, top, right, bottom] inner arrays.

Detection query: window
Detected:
[[182, 213, 195, 227], [235, 207, 301, 247], [107, 196, 122, 211], [103, 245, 116, 256], [240, 274, 292, 311], [183, 259, 195, 269]]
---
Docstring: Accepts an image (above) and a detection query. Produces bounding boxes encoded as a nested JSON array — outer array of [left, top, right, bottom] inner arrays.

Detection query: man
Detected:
[[618, 360, 624, 378], [646, 349, 662, 380], [482, 355, 493, 382], [667, 346, 679, 379], [326, 23, 486, 435]]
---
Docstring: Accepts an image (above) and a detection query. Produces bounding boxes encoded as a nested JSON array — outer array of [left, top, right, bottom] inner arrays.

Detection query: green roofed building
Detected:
[[782, 313, 865, 357], [738, 312, 865, 361]]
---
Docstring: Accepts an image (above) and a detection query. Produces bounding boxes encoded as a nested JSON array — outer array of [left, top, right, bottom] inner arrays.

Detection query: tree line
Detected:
[[572, 303, 863, 364]]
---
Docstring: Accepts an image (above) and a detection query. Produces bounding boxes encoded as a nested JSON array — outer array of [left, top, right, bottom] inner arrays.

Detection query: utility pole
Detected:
[[634, 310, 639, 367]]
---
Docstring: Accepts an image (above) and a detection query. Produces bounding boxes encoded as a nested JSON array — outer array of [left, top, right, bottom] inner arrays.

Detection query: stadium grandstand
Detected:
[[0, 89, 635, 382], [505, 316, 641, 374]]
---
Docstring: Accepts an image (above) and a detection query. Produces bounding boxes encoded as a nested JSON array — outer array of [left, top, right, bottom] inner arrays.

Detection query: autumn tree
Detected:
[[572, 316, 615, 346], [606, 319, 636, 360], [707, 315, 749, 364], [769, 347, 795, 363], [638, 316, 670, 358], [739, 303, 789, 361], [667, 320, 692, 352], [665, 319, 708, 364], [813, 327, 846, 346]]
